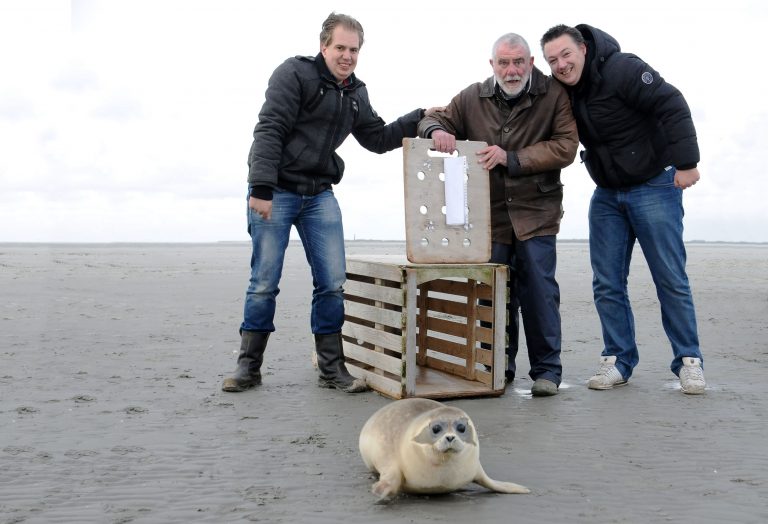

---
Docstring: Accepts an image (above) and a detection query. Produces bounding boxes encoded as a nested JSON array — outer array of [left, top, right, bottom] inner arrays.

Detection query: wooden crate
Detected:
[[342, 255, 508, 399]]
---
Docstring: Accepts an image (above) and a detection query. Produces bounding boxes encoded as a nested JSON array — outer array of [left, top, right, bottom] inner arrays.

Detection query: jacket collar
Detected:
[[314, 52, 359, 89]]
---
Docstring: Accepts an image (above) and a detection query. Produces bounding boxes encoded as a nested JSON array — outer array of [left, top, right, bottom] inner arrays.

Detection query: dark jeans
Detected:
[[490, 236, 562, 385]]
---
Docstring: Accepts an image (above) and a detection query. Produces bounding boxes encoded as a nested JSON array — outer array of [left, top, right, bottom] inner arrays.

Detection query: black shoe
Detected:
[[315, 333, 368, 393], [222, 370, 261, 392], [222, 331, 269, 392]]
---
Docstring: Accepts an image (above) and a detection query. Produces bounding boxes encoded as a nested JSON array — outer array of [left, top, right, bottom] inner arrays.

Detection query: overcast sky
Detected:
[[1, 0, 766, 243]]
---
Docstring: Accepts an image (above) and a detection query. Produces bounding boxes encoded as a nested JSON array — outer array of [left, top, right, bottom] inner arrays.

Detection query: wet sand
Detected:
[[1, 241, 767, 523]]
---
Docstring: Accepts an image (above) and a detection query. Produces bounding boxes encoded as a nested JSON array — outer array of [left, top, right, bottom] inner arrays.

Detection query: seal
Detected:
[[359, 398, 530, 499]]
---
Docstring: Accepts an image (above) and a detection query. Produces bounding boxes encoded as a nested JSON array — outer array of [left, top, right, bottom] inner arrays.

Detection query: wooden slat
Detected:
[[476, 284, 492, 301], [347, 258, 404, 282], [344, 280, 404, 306], [474, 368, 492, 386], [411, 265, 497, 286], [342, 323, 403, 354], [464, 279, 478, 379], [492, 265, 508, 391], [344, 301, 403, 331], [475, 347, 493, 366], [404, 269, 418, 396], [348, 364, 403, 399], [344, 343, 403, 376], [426, 278, 470, 297], [426, 295, 470, 318], [475, 324, 493, 345], [424, 335, 469, 360], [416, 279, 429, 366], [424, 316, 469, 339], [476, 304, 493, 323], [426, 279, 493, 301], [424, 355, 469, 378]]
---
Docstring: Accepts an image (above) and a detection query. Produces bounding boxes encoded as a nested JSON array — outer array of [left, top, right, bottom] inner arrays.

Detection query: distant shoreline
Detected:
[[1, 239, 766, 247]]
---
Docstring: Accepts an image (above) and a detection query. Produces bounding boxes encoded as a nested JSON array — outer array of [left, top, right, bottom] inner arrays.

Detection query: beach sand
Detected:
[[1, 241, 767, 523]]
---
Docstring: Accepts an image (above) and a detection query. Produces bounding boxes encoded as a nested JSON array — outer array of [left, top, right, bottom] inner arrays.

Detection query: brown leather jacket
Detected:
[[418, 67, 578, 242]]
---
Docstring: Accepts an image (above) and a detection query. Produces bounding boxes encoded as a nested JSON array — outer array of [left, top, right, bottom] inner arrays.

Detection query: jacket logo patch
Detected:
[[641, 72, 653, 84]]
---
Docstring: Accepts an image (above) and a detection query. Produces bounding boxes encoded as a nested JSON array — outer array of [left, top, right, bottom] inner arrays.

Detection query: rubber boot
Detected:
[[314, 333, 368, 393], [222, 331, 270, 392]]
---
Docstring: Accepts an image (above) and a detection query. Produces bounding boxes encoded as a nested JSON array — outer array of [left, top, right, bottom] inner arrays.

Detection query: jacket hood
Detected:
[[575, 24, 621, 87], [576, 24, 621, 60]]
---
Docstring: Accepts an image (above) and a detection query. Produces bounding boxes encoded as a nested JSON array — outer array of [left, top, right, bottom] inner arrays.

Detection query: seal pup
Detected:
[[359, 398, 530, 499]]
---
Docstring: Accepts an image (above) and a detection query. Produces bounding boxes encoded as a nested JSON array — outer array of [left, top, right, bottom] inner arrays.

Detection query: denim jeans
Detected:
[[589, 167, 702, 379], [240, 189, 346, 335], [490, 237, 562, 385]]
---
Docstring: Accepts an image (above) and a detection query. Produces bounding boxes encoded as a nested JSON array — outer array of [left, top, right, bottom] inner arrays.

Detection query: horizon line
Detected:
[[1, 239, 767, 246]]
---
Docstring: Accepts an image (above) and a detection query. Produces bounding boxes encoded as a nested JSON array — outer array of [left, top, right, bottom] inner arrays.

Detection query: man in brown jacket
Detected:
[[419, 32, 578, 396]]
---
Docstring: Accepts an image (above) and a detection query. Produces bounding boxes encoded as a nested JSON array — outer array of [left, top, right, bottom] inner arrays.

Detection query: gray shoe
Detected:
[[531, 378, 558, 397]]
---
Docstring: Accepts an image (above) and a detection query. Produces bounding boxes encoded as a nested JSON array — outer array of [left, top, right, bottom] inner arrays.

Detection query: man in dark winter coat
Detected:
[[223, 12, 436, 394], [419, 32, 578, 397], [541, 24, 706, 394]]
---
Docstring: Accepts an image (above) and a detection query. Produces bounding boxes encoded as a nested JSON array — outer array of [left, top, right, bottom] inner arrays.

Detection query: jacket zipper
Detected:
[[319, 88, 344, 192]]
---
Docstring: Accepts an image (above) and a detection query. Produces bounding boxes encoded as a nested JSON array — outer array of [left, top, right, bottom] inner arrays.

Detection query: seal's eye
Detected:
[[456, 423, 466, 433], [431, 424, 442, 435]]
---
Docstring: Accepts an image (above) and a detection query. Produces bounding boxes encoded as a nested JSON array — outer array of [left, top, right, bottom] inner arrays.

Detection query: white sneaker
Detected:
[[679, 357, 706, 394], [588, 356, 627, 390]]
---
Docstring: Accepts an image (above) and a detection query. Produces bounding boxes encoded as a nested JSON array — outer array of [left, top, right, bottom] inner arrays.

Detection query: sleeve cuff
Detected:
[[250, 185, 274, 200]]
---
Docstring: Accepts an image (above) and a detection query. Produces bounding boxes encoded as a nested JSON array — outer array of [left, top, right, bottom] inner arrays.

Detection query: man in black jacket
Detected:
[[223, 12, 432, 394], [541, 24, 706, 394]]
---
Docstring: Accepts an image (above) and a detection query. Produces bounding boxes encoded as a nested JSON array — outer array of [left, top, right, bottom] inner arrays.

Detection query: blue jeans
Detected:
[[589, 167, 702, 379], [240, 189, 346, 335], [490, 237, 562, 385]]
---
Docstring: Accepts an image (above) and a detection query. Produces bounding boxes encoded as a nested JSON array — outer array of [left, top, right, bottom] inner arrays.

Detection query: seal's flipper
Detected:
[[473, 465, 530, 494], [372, 467, 403, 500]]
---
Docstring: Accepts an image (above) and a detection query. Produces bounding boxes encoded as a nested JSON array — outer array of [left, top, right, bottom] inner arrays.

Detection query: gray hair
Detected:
[[492, 33, 531, 59]]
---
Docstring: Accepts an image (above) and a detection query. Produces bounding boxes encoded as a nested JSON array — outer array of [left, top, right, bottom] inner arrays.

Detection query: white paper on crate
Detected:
[[443, 156, 468, 226]]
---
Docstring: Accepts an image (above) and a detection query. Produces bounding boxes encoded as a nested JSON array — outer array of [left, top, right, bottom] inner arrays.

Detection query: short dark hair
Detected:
[[540, 24, 585, 50], [320, 12, 364, 48]]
